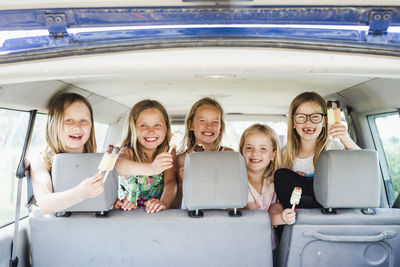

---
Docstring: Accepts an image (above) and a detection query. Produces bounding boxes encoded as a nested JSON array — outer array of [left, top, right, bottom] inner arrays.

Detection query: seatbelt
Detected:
[[10, 110, 37, 267]]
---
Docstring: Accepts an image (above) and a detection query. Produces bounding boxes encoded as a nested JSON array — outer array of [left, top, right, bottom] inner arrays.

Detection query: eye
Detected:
[[154, 123, 162, 127], [139, 124, 147, 127], [212, 121, 219, 125], [65, 119, 73, 123], [245, 146, 252, 150]]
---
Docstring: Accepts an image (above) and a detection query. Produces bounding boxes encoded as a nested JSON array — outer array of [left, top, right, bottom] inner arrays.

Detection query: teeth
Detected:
[[202, 132, 213, 136], [250, 159, 261, 163], [70, 134, 82, 138], [302, 128, 315, 134], [145, 137, 157, 142]]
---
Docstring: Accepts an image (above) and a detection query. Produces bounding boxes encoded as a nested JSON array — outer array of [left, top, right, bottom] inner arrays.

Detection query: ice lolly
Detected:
[[290, 187, 302, 210], [327, 100, 341, 127], [168, 131, 183, 153], [194, 144, 204, 152], [98, 146, 121, 183]]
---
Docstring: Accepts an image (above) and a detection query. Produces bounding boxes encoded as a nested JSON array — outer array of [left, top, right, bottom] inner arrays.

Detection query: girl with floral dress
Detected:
[[114, 100, 177, 213]]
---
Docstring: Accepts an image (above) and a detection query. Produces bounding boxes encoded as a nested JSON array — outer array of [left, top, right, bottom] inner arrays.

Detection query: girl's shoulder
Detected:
[[219, 146, 234, 152]]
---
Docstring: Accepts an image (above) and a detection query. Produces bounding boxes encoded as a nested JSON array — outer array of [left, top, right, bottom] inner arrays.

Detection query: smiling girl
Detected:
[[174, 97, 233, 208], [240, 124, 295, 226], [30, 93, 104, 214], [275, 92, 359, 209], [114, 100, 177, 213]]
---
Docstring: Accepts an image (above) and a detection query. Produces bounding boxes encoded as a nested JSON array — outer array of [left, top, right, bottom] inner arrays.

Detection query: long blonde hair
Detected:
[[180, 97, 226, 153], [44, 93, 96, 167], [239, 124, 281, 185], [121, 100, 171, 163], [283, 92, 328, 169]]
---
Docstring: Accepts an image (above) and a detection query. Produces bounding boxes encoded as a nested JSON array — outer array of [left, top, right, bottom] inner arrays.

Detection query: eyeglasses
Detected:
[[293, 113, 325, 124]]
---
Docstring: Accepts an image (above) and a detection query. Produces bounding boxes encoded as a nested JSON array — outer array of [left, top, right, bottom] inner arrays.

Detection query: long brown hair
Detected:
[[180, 97, 226, 153], [45, 93, 96, 167], [121, 100, 171, 163], [239, 124, 281, 185], [283, 92, 328, 169]]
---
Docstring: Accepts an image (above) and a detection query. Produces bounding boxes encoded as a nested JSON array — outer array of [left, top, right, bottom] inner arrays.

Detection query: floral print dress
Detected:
[[118, 174, 164, 207]]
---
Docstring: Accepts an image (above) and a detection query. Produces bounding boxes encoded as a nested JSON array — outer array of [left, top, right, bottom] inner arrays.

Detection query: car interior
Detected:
[[0, 2, 400, 267]]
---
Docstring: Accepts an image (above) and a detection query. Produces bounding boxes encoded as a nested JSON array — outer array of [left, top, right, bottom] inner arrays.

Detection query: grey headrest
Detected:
[[52, 153, 118, 212], [183, 151, 248, 210], [314, 150, 380, 208]]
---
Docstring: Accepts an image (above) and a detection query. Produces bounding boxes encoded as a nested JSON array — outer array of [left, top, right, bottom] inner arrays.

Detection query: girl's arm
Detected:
[[269, 203, 296, 226], [116, 149, 173, 176], [30, 153, 104, 214], [328, 124, 360, 150], [245, 201, 258, 210]]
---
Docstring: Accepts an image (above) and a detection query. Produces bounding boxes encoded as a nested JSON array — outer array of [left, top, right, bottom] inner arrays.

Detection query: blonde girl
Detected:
[[240, 124, 295, 226], [275, 92, 359, 209], [174, 97, 233, 208], [30, 93, 104, 214], [114, 100, 177, 213]]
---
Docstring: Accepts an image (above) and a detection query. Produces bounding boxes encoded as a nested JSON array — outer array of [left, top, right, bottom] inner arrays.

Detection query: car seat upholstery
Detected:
[[29, 151, 273, 267], [51, 153, 118, 213], [278, 150, 400, 267]]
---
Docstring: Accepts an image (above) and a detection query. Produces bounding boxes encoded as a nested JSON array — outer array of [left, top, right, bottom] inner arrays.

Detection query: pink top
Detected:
[[247, 179, 277, 211]]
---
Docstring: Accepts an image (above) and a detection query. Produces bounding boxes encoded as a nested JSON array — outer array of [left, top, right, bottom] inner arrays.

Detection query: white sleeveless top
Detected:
[[292, 138, 344, 174]]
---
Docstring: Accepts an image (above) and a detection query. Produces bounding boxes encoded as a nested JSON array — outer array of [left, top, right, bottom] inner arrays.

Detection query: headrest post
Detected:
[[188, 209, 204, 218], [228, 208, 242, 217]]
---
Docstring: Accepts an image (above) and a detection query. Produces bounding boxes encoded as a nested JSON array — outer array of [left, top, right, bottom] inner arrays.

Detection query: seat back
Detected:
[[30, 152, 273, 267], [52, 153, 118, 212], [279, 150, 400, 267], [183, 151, 248, 210]]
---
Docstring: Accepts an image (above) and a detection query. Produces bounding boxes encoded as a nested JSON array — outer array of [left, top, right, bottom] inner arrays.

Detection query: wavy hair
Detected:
[[44, 93, 96, 167], [180, 97, 226, 153], [283, 92, 328, 169], [239, 124, 282, 185], [121, 100, 171, 163]]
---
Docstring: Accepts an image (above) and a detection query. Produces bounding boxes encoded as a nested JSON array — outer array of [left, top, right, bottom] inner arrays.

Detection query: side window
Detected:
[[0, 109, 46, 227], [369, 112, 400, 206]]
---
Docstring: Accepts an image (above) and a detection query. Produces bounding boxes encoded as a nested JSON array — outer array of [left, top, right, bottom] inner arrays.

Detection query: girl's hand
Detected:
[[145, 198, 166, 213], [151, 152, 173, 174], [328, 123, 360, 150], [295, 171, 306, 176], [281, 208, 296, 225], [77, 173, 104, 199]]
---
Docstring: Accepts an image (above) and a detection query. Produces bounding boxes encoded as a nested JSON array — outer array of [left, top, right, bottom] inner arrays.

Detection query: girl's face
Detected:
[[190, 104, 221, 145], [293, 101, 325, 142], [242, 133, 276, 174], [61, 101, 92, 153], [135, 108, 167, 153]]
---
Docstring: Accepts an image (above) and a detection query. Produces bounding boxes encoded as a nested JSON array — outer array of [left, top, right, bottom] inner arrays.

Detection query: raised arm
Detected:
[[328, 123, 360, 150], [30, 153, 104, 214], [116, 148, 173, 176]]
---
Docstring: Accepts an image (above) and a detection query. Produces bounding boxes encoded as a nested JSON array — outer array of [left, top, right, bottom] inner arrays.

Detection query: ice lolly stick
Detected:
[[290, 187, 302, 210], [168, 131, 183, 153]]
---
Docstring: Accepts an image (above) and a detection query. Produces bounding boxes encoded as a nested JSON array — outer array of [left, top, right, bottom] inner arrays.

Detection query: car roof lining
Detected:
[[0, 47, 399, 124]]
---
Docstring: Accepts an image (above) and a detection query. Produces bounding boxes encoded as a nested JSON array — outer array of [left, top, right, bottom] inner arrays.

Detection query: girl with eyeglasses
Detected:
[[274, 92, 359, 209]]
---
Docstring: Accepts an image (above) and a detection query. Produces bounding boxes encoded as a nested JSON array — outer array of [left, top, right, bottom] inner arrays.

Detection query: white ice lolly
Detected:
[[290, 187, 302, 210], [168, 131, 183, 153], [98, 146, 121, 183], [327, 100, 341, 127]]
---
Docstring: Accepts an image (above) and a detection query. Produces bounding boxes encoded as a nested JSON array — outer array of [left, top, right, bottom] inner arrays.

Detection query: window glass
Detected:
[[0, 109, 30, 227], [375, 113, 400, 202]]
